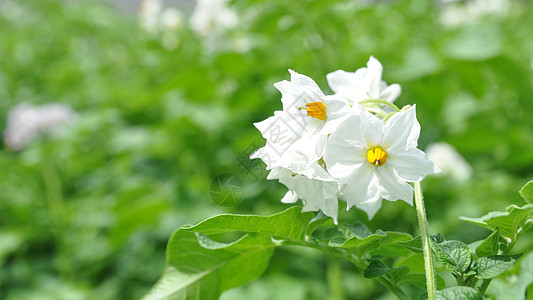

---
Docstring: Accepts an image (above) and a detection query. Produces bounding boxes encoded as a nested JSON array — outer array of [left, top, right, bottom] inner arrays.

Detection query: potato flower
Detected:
[[323, 105, 440, 218], [251, 70, 350, 179]]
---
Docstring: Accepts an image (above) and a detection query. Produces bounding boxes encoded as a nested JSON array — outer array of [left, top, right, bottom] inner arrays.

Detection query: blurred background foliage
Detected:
[[0, 0, 532, 299]]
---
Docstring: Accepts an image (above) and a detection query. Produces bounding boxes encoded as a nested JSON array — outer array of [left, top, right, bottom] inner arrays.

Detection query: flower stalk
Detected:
[[359, 98, 400, 112], [414, 181, 437, 299]]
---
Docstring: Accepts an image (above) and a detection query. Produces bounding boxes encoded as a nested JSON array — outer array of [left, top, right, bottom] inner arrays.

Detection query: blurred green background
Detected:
[[0, 0, 532, 299]]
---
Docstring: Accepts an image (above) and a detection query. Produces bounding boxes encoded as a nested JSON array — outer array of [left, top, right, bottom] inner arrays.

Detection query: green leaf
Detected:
[[475, 229, 500, 258], [142, 207, 314, 300], [486, 252, 533, 299], [475, 254, 521, 279], [370, 232, 413, 257], [430, 239, 472, 274], [460, 204, 533, 242], [435, 286, 482, 300], [363, 260, 394, 278], [304, 215, 331, 237], [144, 233, 273, 300], [327, 227, 412, 258], [399, 234, 445, 254], [326, 226, 386, 256], [363, 260, 409, 283], [187, 206, 314, 240], [398, 236, 423, 253], [519, 180, 533, 203]]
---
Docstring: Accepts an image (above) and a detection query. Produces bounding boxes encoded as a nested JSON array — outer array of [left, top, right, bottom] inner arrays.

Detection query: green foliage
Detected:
[[143, 207, 314, 299], [435, 286, 482, 300], [460, 204, 533, 250], [1, 0, 533, 299], [486, 252, 533, 300], [145, 207, 448, 299], [519, 180, 533, 203], [430, 240, 472, 274], [474, 229, 499, 258], [474, 255, 521, 280], [364, 260, 446, 291]]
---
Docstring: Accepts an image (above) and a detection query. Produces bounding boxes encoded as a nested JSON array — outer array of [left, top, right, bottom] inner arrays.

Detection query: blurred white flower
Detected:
[[327, 56, 401, 105], [251, 70, 350, 179], [161, 8, 183, 31], [324, 105, 439, 219], [4, 103, 77, 151], [426, 142, 473, 181], [139, 0, 183, 50], [139, 0, 162, 34], [440, 0, 510, 27], [268, 165, 340, 224], [190, 0, 238, 37]]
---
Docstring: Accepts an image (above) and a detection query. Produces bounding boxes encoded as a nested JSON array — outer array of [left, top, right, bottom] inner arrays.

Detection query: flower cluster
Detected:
[[3, 102, 77, 151], [251, 57, 440, 223]]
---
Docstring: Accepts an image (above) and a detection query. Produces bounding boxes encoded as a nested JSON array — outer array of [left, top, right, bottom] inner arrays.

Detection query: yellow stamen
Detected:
[[305, 102, 327, 121], [366, 147, 387, 167]]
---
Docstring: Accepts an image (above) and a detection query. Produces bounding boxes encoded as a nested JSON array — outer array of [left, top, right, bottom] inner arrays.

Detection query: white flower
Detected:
[[139, 0, 162, 34], [161, 8, 183, 31], [251, 70, 350, 179], [4, 102, 77, 151], [439, 0, 509, 28], [323, 105, 439, 219], [190, 0, 238, 37], [426, 142, 472, 181], [267, 164, 340, 224], [326, 56, 401, 105]]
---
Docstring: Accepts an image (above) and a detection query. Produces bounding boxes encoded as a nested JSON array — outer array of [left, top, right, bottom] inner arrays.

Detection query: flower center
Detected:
[[304, 102, 327, 120], [366, 147, 387, 167]]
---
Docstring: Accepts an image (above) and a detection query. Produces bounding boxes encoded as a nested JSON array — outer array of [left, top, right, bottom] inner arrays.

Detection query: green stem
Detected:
[[41, 160, 73, 279], [41, 160, 64, 227], [327, 257, 344, 300], [478, 279, 491, 295], [359, 99, 400, 112], [414, 181, 437, 300], [382, 112, 396, 122]]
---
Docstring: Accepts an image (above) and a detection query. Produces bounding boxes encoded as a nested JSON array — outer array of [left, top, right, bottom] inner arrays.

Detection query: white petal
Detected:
[[388, 148, 441, 182], [366, 56, 384, 98], [281, 190, 298, 203], [253, 114, 278, 139], [296, 125, 327, 161], [274, 80, 309, 112], [292, 159, 332, 182], [338, 163, 380, 209], [321, 98, 353, 134], [380, 83, 401, 103], [267, 166, 291, 181], [289, 69, 323, 92], [274, 70, 325, 112], [275, 169, 339, 222], [324, 138, 365, 179], [319, 194, 339, 224], [382, 105, 420, 151], [355, 199, 383, 220], [326, 70, 357, 95], [376, 164, 414, 205], [358, 106, 385, 147], [323, 116, 366, 179]]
